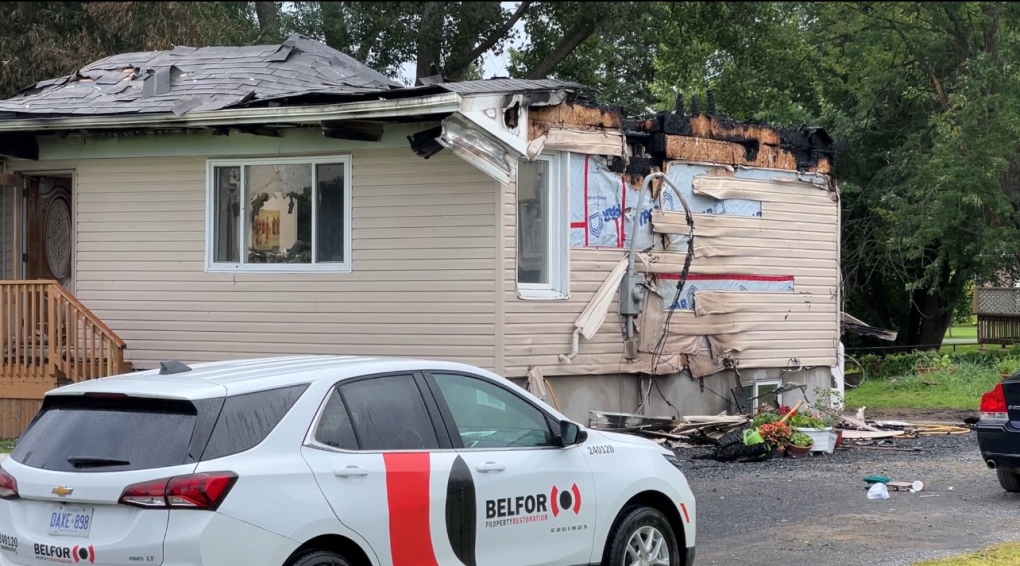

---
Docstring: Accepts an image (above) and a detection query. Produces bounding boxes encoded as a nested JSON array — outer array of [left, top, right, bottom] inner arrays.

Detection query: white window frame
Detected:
[[205, 155, 353, 273], [743, 379, 784, 409], [516, 152, 569, 300]]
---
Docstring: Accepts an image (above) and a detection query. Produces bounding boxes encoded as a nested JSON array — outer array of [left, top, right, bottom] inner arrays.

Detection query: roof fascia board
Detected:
[[0, 93, 463, 133]]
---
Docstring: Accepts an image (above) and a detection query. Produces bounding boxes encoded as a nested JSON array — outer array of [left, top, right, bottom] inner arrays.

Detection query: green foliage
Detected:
[[995, 357, 1020, 376], [857, 347, 1020, 380], [790, 431, 813, 448], [845, 362, 1003, 410], [788, 413, 826, 430]]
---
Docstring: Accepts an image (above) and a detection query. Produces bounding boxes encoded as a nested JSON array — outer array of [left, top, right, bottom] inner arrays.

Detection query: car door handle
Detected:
[[333, 466, 368, 478], [475, 462, 506, 473]]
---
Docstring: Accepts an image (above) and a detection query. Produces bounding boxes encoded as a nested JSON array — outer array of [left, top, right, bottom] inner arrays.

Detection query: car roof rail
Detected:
[[159, 360, 193, 375]]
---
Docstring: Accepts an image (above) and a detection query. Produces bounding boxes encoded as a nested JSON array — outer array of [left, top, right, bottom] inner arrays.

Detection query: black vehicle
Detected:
[[977, 375, 1020, 492]]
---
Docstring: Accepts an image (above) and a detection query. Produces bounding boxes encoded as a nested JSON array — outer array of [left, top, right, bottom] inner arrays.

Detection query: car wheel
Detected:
[[602, 506, 680, 566], [286, 550, 353, 566], [997, 469, 1020, 493]]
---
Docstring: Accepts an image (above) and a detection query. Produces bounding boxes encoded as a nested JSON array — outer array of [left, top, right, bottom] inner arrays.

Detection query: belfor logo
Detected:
[[550, 484, 582, 517], [72, 544, 95, 564]]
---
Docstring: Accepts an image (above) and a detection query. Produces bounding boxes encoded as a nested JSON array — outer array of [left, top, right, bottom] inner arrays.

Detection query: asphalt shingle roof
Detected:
[[0, 34, 405, 117]]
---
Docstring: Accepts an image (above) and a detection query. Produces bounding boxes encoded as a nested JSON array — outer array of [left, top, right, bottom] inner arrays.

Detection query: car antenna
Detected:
[[159, 360, 192, 375]]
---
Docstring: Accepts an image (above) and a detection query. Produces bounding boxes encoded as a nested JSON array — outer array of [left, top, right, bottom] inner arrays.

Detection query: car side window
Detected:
[[313, 388, 359, 450], [338, 374, 440, 451], [432, 372, 555, 449]]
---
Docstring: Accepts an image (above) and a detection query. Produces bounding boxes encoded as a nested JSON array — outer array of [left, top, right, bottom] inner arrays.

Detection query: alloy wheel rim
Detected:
[[624, 525, 670, 566]]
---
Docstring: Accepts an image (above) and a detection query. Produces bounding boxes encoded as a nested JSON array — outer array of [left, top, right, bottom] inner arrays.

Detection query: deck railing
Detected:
[[1, 280, 126, 393]]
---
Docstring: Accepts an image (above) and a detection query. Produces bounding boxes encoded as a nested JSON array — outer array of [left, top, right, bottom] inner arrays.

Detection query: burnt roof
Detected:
[[0, 34, 584, 121], [0, 34, 406, 118]]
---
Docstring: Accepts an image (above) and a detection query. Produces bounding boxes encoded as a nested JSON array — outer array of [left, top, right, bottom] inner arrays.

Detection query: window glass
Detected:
[[12, 396, 200, 472], [246, 163, 312, 264], [213, 166, 241, 263], [202, 384, 309, 460], [314, 388, 359, 449], [210, 159, 349, 269], [517, 159, 550, 285], [316, 164, 346, 263], [339, 375, 439, 450], [432, 373, 554, 449]]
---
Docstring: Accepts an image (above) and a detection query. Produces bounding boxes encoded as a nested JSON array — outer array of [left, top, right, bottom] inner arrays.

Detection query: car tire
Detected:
[[286, 550, 353, 566], [997, 469, 1020, 492], [602, 506, 681, 566]]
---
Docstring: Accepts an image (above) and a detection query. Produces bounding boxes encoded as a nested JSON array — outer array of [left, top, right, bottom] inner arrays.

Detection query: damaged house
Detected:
[[0, 34, 843, 435]]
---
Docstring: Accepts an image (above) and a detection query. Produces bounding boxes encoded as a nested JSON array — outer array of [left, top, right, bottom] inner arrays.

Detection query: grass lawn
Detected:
[[0, 439, 15, 453], [845, 363, 999, 410], [913, 542, 1020, 565], [945, 324, 978, 340]]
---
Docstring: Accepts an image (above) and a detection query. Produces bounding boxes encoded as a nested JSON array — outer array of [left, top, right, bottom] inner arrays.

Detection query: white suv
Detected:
[[0, 356, 696, 566]]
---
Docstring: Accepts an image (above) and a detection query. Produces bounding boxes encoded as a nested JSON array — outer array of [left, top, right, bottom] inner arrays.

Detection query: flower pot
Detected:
[[793, 427, 834, 452], [786, 443, 813, 458]]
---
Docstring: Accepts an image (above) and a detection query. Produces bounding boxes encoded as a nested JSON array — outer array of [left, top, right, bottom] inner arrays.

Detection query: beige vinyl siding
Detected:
[[501, 165, 839, 379], [16, 149, 499, 369], [502, 174, 629, 377], [644, 176, 840, 370]]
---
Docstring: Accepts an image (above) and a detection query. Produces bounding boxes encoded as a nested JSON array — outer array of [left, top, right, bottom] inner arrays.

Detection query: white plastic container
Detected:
[[793, 427, 834, 453]]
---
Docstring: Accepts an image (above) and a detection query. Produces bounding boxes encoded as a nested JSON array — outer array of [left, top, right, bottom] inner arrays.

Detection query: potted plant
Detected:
[[789, 411, 835, 452], [786, 431, 814, 458], [915, 352, 953, 375], [757, 421, 793, 456], [996, 358, 1020, 380]]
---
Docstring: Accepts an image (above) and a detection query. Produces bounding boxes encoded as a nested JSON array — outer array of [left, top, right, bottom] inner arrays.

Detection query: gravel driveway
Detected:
[[677, 428, 1020, 565]]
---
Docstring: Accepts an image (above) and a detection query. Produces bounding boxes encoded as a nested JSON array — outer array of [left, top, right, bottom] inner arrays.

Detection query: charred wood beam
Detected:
[[320, 120, 385, 142], [407, 125, 444, 159], [0, 134, 38, 160], [235, 126, 282, 138]]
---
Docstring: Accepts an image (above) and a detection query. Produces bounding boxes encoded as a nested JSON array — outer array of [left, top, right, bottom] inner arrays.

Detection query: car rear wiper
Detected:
[[66, 456, 131, 468]]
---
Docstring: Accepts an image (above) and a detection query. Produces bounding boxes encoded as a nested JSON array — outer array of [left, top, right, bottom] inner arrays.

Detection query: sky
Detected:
[[396, 1, 530, 85]]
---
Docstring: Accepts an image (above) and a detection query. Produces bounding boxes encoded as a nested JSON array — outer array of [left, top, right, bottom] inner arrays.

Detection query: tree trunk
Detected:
[[415, 2, 444, 81], [255, 1, 281, 41], [525, 18, 599, 79]]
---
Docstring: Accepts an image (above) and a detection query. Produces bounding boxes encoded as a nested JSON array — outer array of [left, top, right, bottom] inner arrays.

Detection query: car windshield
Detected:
[[12, 395, 199, 473]]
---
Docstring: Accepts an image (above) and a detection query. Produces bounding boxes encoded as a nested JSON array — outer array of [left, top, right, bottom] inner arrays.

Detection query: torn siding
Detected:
[[503, 101, 838, 379]]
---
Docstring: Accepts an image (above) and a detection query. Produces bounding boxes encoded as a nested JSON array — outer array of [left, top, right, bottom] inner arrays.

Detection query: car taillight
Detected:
[[980, 383, 1009, 423], [0, 469, 19, 500], [119, 472, 237, 511]]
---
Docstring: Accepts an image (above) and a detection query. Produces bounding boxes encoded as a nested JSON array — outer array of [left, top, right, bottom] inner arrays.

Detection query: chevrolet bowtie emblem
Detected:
[[51, 486, 73, 497]]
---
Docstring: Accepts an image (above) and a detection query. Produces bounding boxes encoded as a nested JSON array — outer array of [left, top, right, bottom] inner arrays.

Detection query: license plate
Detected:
[[47, 505, 93, 538]]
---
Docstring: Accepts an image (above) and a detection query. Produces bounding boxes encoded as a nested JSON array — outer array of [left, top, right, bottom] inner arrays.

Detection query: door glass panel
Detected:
[[432, 373, 554, 449], [314, 387, 359, 449], [339, 374, 439, 450]]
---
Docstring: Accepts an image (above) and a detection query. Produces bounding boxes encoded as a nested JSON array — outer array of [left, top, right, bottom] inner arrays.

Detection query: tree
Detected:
[[0, 2, 260, 98], [652, 1, 1020, 349]]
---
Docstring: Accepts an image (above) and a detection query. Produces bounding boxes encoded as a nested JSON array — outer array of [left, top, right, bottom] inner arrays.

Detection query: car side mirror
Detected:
[[558, 420, 588, 447]]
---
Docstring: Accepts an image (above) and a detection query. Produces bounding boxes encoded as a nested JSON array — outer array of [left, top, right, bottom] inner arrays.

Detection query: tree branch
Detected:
[[525, 18, 600, 79], [444, 1, 533, 76]]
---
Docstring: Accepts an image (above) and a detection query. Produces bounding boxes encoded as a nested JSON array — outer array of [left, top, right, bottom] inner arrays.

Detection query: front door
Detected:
[[25, 175, 73, 291], [423, 371, 598, 566]]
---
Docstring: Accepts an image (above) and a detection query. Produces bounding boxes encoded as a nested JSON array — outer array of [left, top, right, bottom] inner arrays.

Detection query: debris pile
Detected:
[[588, 410, 749, 449], [589, 405, 972, 462]]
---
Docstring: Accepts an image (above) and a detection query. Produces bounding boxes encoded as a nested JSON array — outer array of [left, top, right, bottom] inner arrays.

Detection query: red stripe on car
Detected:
[[384, 453, 438, 566]]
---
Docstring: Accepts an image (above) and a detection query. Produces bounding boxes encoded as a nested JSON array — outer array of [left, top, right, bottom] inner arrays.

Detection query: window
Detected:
[[338, 374, 440, 450], [313, 388, 359, 450], [432, 372, 555, 449], [201, 384, 309, 460], [742, 380, 783, 411], [207, 156, 351, 272], [517, 154, 568, 299], [12, 396, 206, 472]]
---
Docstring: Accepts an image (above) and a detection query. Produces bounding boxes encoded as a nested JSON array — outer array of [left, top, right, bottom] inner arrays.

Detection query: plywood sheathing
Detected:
[[663, 136, 831, 174], [528, 101, 623, 140]]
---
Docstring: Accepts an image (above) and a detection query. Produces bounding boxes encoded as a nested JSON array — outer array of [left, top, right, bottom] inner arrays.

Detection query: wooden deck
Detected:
[[1, 280, 129, 437]]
